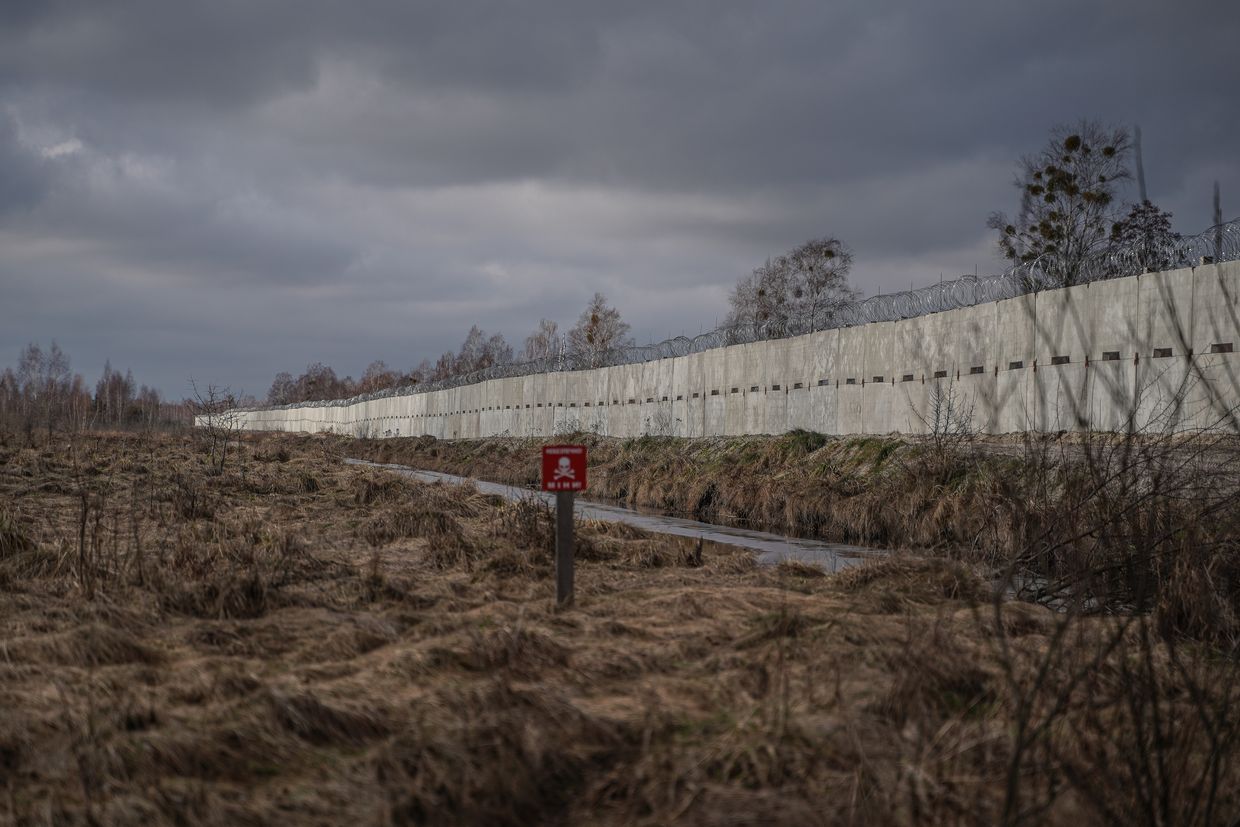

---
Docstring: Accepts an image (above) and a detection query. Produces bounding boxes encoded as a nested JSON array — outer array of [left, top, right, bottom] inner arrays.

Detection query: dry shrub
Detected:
[[0, 508, 61, 581], [832, 556, 989, 605], [137, 724, 294, 783], [496, 496, 554, 549], [352, 473, 415, 506], [448, 625, 572, 676], [359, 506, 464, 548], [737, 604, 812, 649], [776, 559, 827, 578], [161, 568, 275, 619], [315, 617, 399, 661], [0, 508, 35, 557], [157, 523, 307, 619], [1157, 540, 1240, 644], [871, 619, 993, 725], [590, 706, 867, 825], [0, 722, 28, 781], [353, 472, 484, 516], [483, 546, 546, 578], [167, 470, 215, 520], [423, 532, 477, 570], [376, 681, 625, 826], [584, 532, 698, 569], [615, 540, 681, 568], [265, 688, 390, 746], [164, 659, 263, 704], [708, 550, 759, 575], [985, 611, 1240, 825], [10, 623, 162, 668]]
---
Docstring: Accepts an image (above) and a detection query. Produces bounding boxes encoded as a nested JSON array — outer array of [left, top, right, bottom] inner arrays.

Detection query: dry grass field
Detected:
[[0, 431, 1237, 825], [353, 430, 1240, 643]]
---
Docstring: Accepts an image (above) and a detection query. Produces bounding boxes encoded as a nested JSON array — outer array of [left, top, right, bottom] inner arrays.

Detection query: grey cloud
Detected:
[[0, 111, 51, 215], [0, 0, 1237, 396]]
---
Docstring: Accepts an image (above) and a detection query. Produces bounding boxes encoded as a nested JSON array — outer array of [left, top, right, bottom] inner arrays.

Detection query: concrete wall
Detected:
[[208, 261, 1240, 438]]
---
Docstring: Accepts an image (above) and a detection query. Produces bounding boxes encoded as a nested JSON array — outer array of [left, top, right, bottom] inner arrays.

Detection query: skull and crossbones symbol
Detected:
[[553, 456, 576, 480]]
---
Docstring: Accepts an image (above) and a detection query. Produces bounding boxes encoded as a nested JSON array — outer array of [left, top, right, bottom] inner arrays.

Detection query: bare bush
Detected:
[[190, 380, 244, 473]]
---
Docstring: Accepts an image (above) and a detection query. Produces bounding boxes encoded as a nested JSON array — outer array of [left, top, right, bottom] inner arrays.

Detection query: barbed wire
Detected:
[[248, 218, 1240, 412]]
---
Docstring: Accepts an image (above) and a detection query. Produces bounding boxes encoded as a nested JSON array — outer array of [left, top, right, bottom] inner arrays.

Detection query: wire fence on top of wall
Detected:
[[246, 218, 1240, 412]]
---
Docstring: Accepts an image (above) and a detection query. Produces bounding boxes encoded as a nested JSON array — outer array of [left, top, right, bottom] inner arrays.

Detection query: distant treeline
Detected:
[[0, 342, 193, 437], [265, 292, 633, 405]]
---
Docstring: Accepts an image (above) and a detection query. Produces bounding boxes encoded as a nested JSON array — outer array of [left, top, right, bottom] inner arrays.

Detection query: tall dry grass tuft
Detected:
[[9, 623, 163, 668], [0, 507, 35, 557], [376, 680, 628, 827], [358, 506, 465, 548]]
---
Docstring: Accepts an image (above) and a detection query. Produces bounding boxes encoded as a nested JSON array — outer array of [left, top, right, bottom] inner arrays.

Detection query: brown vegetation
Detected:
[[0, 431, 1237, 825], [350, 429, 1240, 644], [0, 343, 192, 438]]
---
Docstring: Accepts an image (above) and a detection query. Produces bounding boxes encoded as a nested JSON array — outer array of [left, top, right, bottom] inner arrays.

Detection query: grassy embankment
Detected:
[[350, 429, 1240, 643], [0, 430, 1237, 825]]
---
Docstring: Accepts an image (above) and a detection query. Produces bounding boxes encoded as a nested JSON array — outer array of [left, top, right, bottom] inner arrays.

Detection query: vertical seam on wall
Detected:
[[1189, 263, 1198, 429], [859, 325, 868, 435]]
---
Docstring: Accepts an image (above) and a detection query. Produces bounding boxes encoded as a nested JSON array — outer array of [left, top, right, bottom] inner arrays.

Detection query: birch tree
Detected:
[[567, 293, 633, 368]]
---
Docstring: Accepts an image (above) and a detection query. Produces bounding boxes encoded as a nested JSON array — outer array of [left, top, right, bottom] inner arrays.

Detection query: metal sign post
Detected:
[[541, 444, 587, 606], [555, 490, 574, 605]]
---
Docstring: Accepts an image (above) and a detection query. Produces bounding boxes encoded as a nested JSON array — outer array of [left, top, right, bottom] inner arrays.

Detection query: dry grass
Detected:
[[350, 431, 1240, 644], [0, 431, 1236, 825]]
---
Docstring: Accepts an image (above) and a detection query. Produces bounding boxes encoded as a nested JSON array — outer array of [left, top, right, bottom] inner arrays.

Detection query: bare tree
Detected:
[[14, 341, 73, 439], [190, 379, 242, 473], [728, 257, 790, 327], [66, 374, 91, 431], [358, 360, 399, 394], [294, 362, 352, 402], [1109, 200, 1181, 273], [431, 351, 456, 381], [483, 333, 513, 369], [522, 318, 561, 362], [15, 342, 43, 439], [41, 341, 71, 438], [134, 385, 160, 430], [988, 120, 1132, 287], [0, 367, 17, 430], [922, 381, 975, 454], [266, 371, 296, 405], [408, 359, 432, 385], [567, 292, 633, 368], [728, 238, 856, 329], [94, 361, 136, 427], [783, 237, 857, 328], [447, 326, 513, 375], [456, 326, 488, 374]]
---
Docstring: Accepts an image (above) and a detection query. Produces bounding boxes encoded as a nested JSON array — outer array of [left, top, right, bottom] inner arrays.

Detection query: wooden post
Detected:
[[555, 490, 574, 606]]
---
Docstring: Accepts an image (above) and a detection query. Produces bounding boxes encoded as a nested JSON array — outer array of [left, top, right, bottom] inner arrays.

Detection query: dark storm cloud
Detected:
[[0, 111, 51, 214], [0, 0, 1237, 395]]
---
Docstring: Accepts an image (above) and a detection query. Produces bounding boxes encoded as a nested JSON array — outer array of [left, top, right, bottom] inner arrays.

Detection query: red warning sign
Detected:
[[541, 444, 588, 492]]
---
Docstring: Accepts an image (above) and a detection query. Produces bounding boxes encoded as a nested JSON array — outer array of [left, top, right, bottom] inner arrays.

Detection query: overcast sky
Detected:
[[2, 0, 1237, 399]]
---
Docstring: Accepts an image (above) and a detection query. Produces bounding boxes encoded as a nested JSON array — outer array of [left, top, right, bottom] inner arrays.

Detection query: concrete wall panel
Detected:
[[213, 264, 1240, 440]]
